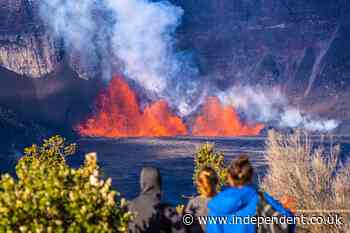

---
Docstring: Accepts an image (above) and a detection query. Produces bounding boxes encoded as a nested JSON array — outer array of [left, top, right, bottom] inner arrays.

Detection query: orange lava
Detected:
[[76, 75, 188, 137], [192, 96, 264, 136], [77, 76, 264, 138], [280, 195, 297, 213]]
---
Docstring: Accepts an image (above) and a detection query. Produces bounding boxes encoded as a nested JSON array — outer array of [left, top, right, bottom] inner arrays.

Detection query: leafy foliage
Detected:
[[0, 135, 132, 233], [193, 143, 227, 191]]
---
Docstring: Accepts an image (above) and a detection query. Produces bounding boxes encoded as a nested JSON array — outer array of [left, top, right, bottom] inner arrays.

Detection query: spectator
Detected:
[[127, 167, 186, 233], [184, 167, 218, 233], [206, 155, 295, 233]]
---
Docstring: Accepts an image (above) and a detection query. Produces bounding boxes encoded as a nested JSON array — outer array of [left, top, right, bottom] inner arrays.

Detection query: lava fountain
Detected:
[[192, 96, 264, 136], [76, 75, 188, 137], [76, 76, 264, 137]]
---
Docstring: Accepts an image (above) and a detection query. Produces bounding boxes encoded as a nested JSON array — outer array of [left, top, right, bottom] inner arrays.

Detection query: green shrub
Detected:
[[0, 135, 132, 233], [193, 143, 227, 191]]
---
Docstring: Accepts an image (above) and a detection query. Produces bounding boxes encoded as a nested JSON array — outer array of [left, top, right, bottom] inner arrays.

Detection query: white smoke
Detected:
[[105, 0, 181, 92], [39, 0, 339, 132], [39, 0, 202, 116], [218, 86, 339, 132], [39, 0, 111, 78], [279, 109, 339, 132]]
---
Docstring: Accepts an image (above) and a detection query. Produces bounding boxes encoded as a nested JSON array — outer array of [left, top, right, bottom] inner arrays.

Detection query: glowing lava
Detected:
[[77, 76, 264, 137], [76, 75, 188, 137], [192, 96, 264, 136]]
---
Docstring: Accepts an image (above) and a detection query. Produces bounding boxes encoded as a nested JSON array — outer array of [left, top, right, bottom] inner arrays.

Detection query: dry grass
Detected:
[[262, 130, 350, 233]]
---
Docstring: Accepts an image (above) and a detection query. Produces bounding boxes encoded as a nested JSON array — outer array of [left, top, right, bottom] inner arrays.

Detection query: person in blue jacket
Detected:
[[206, 155, 295, 233]]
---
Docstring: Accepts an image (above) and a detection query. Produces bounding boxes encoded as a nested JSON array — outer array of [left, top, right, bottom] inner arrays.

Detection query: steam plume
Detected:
[[218, 86, 339, 132], [39, 0, 202, 115]]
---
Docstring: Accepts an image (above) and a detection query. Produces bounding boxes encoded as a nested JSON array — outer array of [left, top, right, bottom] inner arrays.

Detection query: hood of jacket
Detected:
[[140, 167, 162, 196], [208, 185, 258, 215]]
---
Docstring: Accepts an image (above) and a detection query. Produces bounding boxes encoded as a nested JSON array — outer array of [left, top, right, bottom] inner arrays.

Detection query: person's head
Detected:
[[196, 167, 219, 197], [140, 167, 162, 196], [228, 155, 254, 187]]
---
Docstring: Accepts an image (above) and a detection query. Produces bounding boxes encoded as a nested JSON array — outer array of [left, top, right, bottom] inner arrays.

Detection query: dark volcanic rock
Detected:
[[0, 64, 101, 128], [0, 0, 41, 33], [0, 0, 60, 78], [173, 0, 350, 120], [0, 0, 96, 79], [0, 105, 50, 152], [313, 23, 350, 93]]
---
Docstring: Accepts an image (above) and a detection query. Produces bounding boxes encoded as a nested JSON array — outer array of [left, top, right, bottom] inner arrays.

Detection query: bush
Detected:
[[262, 130, 350, 233], [0, 136, 132, 233], [193, 143, 227, 191]]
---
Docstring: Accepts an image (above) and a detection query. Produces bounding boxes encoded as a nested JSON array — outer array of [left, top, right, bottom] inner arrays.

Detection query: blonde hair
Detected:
[[197, 167, 218, 197]]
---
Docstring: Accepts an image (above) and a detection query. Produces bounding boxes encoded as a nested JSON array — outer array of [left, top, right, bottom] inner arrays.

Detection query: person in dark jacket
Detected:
[[184, 167, 218, 233], [127, 167, 186, 233], [206, 155, 295, 233]]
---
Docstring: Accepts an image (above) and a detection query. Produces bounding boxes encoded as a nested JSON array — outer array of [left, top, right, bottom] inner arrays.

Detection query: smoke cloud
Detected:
[[39, 0, 111, 78], [39, 0, 339, 132], [39, 0, 202, 115], [218, 86, 339, 132]]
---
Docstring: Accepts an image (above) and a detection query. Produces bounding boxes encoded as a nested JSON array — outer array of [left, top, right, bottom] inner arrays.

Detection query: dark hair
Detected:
[[197, 167, 219, 197], [228, 155, 254, 186]]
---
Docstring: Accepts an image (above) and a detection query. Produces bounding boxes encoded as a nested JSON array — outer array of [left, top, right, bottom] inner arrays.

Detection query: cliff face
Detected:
[[174, 0, 350, 119], [175, 0, 350, 88], [0, 32, 61, 78], [0, 0, 94, 79], [0, 0, 61, 78]]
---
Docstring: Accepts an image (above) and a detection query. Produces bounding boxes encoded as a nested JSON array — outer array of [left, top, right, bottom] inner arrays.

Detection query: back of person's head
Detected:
[[197, 167, 219, 197], [140, 167, 162, 194], [228, 155, 254, 186]]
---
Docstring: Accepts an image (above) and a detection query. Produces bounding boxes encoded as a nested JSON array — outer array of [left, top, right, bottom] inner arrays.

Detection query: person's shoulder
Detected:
[[212, 187, 238, 198], [190, 195, 206, 204], [126, 196, 138, 209], [129, 194, 144, 203], [208, 186, 258, 214], [187, 195, 208, 209], [208, 187, 237, 208], [127, 194, 151, 211]]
